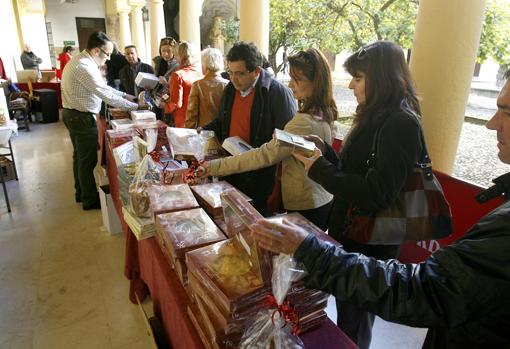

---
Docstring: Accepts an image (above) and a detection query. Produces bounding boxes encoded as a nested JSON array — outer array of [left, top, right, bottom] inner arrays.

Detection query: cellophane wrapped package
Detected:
[[147, 183, 199, 215], [239, 255, 305, 349], [167, 128, 225, 162], [191, 181, 252, 218], [134, 120, 168, 154], [155, 207, 226, 260], [107, 129, 135, 149], [185, 211, 331, 349], [128, 154, 162, 218], [113, 140, 138, 207], [220, 188, 272, 284]]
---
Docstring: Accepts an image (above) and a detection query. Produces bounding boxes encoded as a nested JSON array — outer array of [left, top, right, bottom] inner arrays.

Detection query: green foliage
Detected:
[[221, 18, 240, 45], [269, 0, 419, 74], [478, 0, 510, 65]]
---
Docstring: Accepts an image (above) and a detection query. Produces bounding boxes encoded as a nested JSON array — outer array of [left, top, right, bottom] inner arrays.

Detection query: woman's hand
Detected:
[[182, 162, 210, 184], [292, 147, 322, 172], [303, 135, 326, 153], [158, 76, 168, 85], [250, 219, 309, 255]]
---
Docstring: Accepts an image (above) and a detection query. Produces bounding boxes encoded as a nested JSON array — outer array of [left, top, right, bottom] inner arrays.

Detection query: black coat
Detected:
[[295, 173, 510, 348], [204, 69, 296, 214], [119, 61, 154, 96], [309, 109, 423, 242]]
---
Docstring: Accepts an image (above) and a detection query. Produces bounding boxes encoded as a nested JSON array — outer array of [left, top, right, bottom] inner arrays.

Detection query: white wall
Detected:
[[45, 0, 106, 49], [0, 0, 22, 79]]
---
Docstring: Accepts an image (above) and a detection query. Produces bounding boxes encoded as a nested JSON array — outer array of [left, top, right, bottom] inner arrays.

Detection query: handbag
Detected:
[[345, 121, 453, 245]]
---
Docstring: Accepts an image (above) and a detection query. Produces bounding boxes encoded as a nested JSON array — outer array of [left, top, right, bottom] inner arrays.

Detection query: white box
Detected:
[[99, 185, 122, 235], [221, 136, 253, 156], [94, 165, 109, 187], [130, 110, 156, 121], [135, 72, 159, 90], [274, 128, 315, 153]]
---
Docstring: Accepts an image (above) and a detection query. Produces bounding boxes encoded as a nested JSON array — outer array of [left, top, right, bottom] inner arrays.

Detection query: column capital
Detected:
[[147, 0, 164, 4], [129, 0, 146, 9]]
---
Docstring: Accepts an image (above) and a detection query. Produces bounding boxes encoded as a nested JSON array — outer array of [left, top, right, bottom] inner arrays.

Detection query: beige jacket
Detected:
[[208, 112, 334, 210], [185, 72, 228, 129]]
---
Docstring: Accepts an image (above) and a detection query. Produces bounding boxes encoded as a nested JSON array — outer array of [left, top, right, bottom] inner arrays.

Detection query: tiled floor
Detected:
[[0, 121, 426, 348], [0, 122, 153, 349]]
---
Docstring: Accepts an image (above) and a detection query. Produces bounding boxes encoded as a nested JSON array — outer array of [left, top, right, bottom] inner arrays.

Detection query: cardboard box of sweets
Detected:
[[191, 181, 252, 218], [147, 183, 199, 215], [188, 278, 328, 349], [155, 208, 226, 260], [108, 108, 130, 120], [167, 127, 226, 162], [220, 188, 273, 284], [106, 129, 134, 149], [188, 269, 327, 341]]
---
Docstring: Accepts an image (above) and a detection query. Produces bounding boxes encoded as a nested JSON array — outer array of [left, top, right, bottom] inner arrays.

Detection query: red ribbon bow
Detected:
[[264, 294, 301, 336], [182, 160, 205, 184]]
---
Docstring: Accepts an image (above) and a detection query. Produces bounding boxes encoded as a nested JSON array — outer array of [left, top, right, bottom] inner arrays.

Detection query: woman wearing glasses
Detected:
[[272, 41, 424, 349], [193, 48, 336, 230]]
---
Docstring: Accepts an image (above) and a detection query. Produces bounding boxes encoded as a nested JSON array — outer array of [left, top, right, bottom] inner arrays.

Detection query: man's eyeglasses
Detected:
[[99, 48, 111, 58], [226, 69, 252, 79]]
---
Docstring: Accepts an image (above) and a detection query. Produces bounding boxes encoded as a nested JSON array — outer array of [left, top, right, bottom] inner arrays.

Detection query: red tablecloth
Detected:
[[17, 82, 62, 108], [101, 121, 358, 349]]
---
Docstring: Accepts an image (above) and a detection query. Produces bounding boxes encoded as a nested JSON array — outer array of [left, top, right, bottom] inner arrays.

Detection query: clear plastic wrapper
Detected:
[[221, 188, 272, 284], [128, 154, 162, 217], [134, 120, 168, 153], [113, 140, 137, 167], [155, 208, 226, 260], [167, 127, 224, 161], [186, 239, 267, 316], [147, 183, 199, 215], [191, 181, 252, 217], [239, 254, 306, 349]]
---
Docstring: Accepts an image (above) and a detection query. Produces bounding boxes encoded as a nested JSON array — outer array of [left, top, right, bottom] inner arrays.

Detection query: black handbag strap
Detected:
[[368, 104, 433, 180]]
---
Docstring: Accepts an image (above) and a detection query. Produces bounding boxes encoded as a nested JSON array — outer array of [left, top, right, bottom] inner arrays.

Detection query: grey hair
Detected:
[[177, 41, 200, 66], [201, 48, 224, 72]]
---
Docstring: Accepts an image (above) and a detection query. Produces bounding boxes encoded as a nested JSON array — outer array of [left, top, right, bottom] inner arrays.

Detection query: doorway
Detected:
[[76, 17, 106, 51]]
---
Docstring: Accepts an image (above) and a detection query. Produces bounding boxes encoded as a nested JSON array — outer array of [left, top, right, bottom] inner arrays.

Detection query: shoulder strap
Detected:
[[368, 107, 433, 179]]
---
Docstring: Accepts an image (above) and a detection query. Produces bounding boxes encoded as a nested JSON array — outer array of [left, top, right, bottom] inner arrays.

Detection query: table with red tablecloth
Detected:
[[100, 120, 359, 349], [17, 82, 62, 109]]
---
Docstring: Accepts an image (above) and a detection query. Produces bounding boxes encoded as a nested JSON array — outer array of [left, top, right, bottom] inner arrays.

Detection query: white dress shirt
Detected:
[[62, 50, 137, 113]]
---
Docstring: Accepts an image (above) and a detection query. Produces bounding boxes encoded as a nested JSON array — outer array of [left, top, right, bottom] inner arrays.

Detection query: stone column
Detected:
[[239, 0, 269, 56], [148, 0, 166, 59], [409, 0, 487, 174], [118, 9, 132, 50], [179, 0, 201, 46], [130, 3, 147, 62]]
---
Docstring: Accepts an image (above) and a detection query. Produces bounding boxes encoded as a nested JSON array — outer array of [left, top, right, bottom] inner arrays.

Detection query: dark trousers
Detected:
[[63, 108, 99, 206], [335, 238, 401, 349], [288, 201, 332, 231]]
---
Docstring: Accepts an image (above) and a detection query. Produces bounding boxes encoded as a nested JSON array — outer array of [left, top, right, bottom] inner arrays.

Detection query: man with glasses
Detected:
[[203, 41, 296, 215], [62, 31, 138, 210], [119, 45, 154, 96]]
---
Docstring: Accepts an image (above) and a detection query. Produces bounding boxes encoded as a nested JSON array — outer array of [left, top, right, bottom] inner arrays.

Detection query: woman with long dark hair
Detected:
[[194, 48, 336, 230], [290, 41, 425, 349]]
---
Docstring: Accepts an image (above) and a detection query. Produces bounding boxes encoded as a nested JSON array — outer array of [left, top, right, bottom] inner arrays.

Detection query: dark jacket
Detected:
[[308, 107, 423, 242], [203, 68, 296, 214], [295, 173, 510, 349], [106, 52, 128, 88], [119, 60, 154, 96], [20, 51, 42, 70]]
